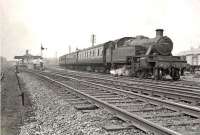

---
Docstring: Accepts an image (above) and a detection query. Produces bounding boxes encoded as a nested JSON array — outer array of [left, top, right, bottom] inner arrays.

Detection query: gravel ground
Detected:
[[18, 72, 146, 135]]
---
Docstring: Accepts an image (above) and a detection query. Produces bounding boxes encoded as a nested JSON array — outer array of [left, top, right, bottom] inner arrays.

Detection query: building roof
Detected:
[[177, 46, 200, 56], [14, 55, 42, 59]]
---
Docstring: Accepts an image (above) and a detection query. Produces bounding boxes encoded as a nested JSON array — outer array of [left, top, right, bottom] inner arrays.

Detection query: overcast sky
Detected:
[[1, 0, 200, 60]]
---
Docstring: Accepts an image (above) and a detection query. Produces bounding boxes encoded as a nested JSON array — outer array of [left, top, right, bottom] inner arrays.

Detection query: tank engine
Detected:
[[59, 29, 186, 80]]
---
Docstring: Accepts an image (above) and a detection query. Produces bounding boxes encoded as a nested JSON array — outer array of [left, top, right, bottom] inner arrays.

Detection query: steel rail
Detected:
[[122, 77, 200, 91], [27, 70, 182, 135], [62, 71, 200, 95], [54, 66, 200, 87], [51, 70, 200, 94], [51, 71, 200, 105], [48, 67, 200, 90], [1, 72, 4, 81], [43, 71, 200, 118], [84, 79, 200, 104]]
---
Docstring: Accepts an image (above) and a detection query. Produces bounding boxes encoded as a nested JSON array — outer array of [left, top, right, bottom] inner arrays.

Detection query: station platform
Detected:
[[1, 67, 30, 135]]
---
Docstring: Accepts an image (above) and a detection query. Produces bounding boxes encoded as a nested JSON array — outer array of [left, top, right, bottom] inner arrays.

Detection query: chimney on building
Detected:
[[156, 29, 164, 37]]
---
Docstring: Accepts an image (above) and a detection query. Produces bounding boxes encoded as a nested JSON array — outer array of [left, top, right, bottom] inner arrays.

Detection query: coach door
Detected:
[[106, 47, 112, 63]]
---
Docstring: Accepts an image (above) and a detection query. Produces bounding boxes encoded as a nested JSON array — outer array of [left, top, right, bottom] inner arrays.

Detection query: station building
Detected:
[[178, 46, 200, 71], [14, 50, 44, 70]]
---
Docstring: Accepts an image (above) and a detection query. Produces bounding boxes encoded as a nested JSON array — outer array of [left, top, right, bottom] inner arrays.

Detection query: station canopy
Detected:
[[14, 50, 42, 60]]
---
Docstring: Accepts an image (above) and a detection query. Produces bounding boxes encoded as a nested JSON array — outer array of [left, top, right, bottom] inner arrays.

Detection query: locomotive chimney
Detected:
[[156, 29, 163, 37]]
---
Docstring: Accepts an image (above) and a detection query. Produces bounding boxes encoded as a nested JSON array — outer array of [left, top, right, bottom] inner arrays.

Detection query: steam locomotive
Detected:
[[59, 29, 186, 80]]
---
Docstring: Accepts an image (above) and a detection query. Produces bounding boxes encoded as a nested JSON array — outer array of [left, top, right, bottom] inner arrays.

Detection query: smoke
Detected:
[[110, 66, 130, 76]]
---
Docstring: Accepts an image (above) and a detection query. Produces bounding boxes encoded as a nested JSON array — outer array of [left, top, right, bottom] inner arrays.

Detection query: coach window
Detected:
[[94, 49, 96, 56], [81, 53, 83, 59], [95, 49, 97, 56], [99, 48, 102, 56], [97, 49, 100, 56], [92, 50, 95, 56]]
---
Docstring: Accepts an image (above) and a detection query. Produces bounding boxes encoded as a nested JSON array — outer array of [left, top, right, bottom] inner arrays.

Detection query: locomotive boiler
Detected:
[[59, 29, 186, 80], [125, 29, 173, 56]]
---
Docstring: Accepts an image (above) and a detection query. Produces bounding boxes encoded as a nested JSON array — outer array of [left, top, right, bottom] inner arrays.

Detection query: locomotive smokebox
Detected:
[[156, 29, 163, 37]]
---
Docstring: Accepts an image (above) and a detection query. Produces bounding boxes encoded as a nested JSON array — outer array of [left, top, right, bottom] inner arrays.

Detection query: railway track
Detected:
[[50, 66, 200, 88], [26, 69, 200, 135], [46, 68, 200, 106], [1, 72, 4, 81]]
